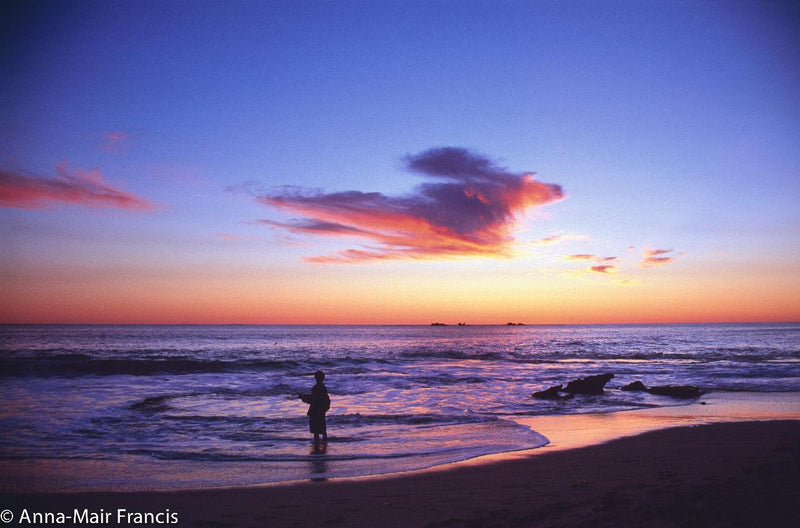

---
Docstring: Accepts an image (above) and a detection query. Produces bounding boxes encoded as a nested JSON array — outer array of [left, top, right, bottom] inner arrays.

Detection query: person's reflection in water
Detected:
[[309, 441, 328, 481]]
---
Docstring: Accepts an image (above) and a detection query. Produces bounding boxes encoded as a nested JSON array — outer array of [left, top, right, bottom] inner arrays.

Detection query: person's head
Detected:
[[314, 370, 325, 383]]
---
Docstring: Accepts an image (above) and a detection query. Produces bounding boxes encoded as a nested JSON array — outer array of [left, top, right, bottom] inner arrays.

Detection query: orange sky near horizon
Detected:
[[3, 255, 798, 325]]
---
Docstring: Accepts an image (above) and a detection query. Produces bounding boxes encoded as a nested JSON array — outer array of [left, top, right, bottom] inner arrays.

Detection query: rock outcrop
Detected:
[[621, 380, 704, 399], [532, 385, 573, 400], [621, 381, 648, 392], [647, 385, 704, 399], [532, 373, 615, 400], [532, 374, 703, 402], [563, 373, 614, 395]]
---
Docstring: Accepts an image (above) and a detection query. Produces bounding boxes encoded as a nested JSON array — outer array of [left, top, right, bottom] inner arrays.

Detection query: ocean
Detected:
[[1, 323, 798, 491]]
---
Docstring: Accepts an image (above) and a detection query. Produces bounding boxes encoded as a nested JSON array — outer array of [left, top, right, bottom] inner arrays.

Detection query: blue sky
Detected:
[[2, 0, 799, 323]]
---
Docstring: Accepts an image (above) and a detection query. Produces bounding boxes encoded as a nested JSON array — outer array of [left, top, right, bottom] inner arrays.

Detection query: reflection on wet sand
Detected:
[[309, 441, 328, 481]]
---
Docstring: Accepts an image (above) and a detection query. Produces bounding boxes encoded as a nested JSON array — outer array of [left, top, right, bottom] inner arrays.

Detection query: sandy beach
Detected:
[[2, 421, 798, 527], [2, 394, 799, 527]]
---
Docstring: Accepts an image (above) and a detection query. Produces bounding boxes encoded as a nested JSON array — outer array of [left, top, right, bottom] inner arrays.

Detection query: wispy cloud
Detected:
[[562, 243, 679, 283], [565, 254, 618, 262], [532, 234, 563, 245], [0, 161, 153, 210], [566, 263, 619, 279], [103, 131, 130, 153], [565, 246, 679, 282], [640, 248, 676, 267], [257, 218, 372, 237], [258, 147, 564, 262], [531, 233, 586, 246]]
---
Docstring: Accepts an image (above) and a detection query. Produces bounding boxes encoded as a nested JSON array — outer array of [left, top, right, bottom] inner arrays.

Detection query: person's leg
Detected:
[[313, 433, 320, 443]]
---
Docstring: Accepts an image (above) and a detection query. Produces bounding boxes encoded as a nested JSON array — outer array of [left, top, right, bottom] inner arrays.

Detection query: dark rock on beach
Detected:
[[621, 380, 704, 399], [563, 373, 614, 395], [532, 385, 574, 400], [532, 375, 702, 402], [621, 381, 648, 392], [647, 385, 704, 399]]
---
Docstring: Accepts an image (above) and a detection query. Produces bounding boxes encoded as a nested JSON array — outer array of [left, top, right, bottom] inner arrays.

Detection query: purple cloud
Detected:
[[258, 148, 564, 262]]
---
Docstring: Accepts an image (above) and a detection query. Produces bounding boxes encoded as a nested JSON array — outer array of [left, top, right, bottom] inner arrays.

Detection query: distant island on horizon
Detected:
[[431, 322, 526, 326], [2, 321, 798, 327]]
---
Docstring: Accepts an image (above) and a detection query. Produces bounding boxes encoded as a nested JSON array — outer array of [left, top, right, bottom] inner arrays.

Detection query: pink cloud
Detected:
[[531, 234, 563, 245], [566, 264, 621, 280], [258, 218, 372, 237], [258, 148, 564, 262], [306, 248, 405, 264], [0, 161, 153, 210], [103, 131, 130, 153], [564, 246, 678, 281], [566, 254, 595, 261], [565, 254, 618, 262], [640, 248, 676, 267], [530, 233, 586, 246]]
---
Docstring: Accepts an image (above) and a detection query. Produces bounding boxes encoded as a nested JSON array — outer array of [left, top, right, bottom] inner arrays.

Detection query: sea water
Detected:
[[0, 323, 798, 490]]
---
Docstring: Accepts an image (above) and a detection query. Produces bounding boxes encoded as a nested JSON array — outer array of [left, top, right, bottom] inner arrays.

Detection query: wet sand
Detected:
[[2, 394, 799, 527]]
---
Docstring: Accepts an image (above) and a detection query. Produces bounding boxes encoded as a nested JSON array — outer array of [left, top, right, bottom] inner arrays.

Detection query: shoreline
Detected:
[[2, 392, 798, 527], [1, 391, 798, 495], [514, 390, 800, 452], [3, 419, 798, 527], [311, 390, 800, 483], [261, 390, 800, 485]]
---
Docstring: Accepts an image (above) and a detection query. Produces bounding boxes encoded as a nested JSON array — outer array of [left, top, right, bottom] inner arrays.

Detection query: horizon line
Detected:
[[1, 320, 798, 327]]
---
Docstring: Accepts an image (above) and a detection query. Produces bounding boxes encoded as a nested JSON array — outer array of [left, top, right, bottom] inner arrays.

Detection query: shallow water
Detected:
[[0, 323, 797, 490]]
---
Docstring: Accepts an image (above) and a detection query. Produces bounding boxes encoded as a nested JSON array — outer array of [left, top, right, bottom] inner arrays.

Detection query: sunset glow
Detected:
[[2, 1, 798, 324], [259, 148, 564, 262]]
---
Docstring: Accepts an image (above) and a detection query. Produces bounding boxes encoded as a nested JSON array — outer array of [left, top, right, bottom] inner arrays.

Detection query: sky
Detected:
[[1, 0, 799, 324]]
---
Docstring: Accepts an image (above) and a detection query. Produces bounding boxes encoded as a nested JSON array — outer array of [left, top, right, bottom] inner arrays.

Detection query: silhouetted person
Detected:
[[299, 370, 330, 443]]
